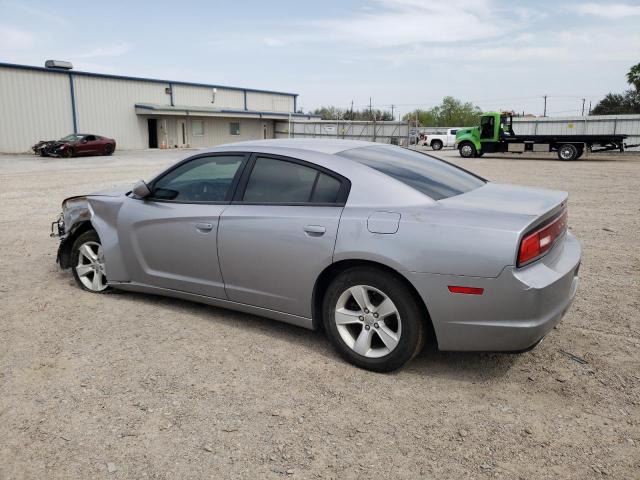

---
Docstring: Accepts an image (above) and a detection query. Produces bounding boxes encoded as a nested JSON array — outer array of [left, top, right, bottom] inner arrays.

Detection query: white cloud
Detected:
[[0, 25, 35, 50], [73, 43, 132, 58], [5, 2, 67, 26], [312, 0, 525, 47], [263, 37, 287, 47], [577, 3, 640, 18]]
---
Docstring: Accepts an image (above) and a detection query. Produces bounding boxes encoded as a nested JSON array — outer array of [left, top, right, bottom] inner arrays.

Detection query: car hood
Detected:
[[439, 182, 567, 218], [63, 187, 129, 204]]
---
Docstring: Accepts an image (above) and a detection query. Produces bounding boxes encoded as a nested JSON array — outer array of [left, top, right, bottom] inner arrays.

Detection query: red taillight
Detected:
[[448, 286, 484, 295], [518, 209, 568, 267]]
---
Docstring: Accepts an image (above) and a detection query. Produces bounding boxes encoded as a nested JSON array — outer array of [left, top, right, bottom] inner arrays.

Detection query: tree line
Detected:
[[309, 62, 640, 124]]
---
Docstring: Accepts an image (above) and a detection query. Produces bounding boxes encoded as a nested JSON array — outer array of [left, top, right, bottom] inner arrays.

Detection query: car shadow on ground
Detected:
[[111, 289, 520, 380]]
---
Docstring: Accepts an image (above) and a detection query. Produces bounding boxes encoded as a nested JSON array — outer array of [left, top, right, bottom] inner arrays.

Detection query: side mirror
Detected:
[[132, 180, 151, 199]]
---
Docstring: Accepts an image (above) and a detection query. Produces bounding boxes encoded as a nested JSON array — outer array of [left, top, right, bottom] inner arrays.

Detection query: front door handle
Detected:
[[303, 225, 326, 236], [195, 222, 214, 233]]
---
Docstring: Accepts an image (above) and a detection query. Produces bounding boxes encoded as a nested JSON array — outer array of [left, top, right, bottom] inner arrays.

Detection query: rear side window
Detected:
[[242, 157, 343, 204], [338, 145, 485, 200]]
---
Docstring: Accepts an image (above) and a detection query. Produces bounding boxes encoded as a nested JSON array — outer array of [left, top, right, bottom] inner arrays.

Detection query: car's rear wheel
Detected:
[[71, 230, 110, 293], [459, 141, 476, 158], [322, 267, 424, 372], [431, 140, 443, 150], [104, 144, 114, 156]]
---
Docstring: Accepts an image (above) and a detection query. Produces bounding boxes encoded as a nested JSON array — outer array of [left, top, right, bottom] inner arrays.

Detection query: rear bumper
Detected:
[[407, 232, 581, 351]]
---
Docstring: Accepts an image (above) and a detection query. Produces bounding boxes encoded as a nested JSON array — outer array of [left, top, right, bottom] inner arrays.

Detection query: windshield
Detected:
[[60, 134, 84, 142], [338, 145, 485, 200]]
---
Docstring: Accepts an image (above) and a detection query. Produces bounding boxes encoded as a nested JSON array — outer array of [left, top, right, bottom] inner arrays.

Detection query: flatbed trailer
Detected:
[[455, 112, 638, 160]]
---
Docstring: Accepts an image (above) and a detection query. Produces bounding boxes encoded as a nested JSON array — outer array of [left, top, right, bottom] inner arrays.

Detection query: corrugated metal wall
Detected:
[[74, 76, 170, 150], [166, 117, 271, 148], [172, 85, 245, 110], [513, 115, 640, 150], [247, 92, 293, 112], [0, 67, 74, 152], [275, 120, 410, 145]]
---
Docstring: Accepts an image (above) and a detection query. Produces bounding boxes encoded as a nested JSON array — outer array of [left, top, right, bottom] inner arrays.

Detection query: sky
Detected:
[[1, 0, 639, 118]]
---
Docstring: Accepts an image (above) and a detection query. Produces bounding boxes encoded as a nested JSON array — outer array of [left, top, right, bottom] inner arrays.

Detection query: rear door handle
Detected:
[[303, 225, 326, 236], [195, 222, 214, 232]]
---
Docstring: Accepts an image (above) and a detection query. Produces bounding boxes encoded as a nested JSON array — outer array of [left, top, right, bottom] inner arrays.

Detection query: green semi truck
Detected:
[[455, 112, 633, 160]]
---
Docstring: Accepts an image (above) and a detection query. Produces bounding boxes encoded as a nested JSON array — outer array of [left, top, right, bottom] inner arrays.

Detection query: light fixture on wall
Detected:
[[212, 88, 217, 104]]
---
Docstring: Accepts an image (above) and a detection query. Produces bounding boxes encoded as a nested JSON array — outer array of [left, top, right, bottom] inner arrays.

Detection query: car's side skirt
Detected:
[[109, 281, 314, 330]]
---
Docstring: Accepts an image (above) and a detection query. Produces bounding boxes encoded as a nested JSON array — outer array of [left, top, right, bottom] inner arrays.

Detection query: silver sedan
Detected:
[[52, 140, 581, 371]]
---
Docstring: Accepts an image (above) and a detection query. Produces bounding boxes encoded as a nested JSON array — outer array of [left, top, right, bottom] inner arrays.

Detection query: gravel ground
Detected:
[[0, 147, 638, 479]]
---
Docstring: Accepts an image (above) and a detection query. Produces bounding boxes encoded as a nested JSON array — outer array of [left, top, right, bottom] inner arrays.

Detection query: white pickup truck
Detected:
[[421, 128, 462, 150]]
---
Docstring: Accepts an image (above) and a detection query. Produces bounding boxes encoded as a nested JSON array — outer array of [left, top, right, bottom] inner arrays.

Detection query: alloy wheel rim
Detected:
[[334, 285, 402, 358], [461, 145, 473, 157], [75, 241, 108, 291], [560, 146, 573, 159]]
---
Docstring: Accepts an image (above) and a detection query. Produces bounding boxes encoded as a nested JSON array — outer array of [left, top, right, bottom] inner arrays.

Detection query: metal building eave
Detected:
[[134, 103, 319, 120]]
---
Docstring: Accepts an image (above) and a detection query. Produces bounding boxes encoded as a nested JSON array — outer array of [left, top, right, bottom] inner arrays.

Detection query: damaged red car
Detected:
[[33, 134, 116, 158]]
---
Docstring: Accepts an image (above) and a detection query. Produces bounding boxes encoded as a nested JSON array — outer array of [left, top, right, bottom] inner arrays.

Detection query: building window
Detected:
[[192, 120, 204, 137], [230, 122, 240, 136]]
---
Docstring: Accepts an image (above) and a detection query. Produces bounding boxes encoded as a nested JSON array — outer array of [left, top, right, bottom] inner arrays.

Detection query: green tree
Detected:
[[591, 91, 640, 115], [592, 62, 640, 115], [312, 106, 394, 121], [402, 96, 482, 127], [627, 62, 640, 91]]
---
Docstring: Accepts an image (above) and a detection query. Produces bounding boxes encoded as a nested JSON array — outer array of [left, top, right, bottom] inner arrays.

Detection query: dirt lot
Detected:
[[1, 147, 639, 479]]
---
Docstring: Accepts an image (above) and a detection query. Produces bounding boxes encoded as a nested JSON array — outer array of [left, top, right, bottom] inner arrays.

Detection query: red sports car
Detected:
[[33, 134, 116, 158]]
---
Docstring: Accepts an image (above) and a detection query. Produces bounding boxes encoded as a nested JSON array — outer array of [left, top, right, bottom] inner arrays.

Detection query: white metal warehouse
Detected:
[[0, 61, 313, 153]]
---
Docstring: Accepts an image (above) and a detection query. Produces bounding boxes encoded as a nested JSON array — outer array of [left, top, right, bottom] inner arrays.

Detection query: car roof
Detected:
[[213, 138, 376, 155]]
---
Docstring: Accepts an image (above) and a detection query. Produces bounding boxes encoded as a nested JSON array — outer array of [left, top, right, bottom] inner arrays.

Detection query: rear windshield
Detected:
[[337, 145, 485, 200]]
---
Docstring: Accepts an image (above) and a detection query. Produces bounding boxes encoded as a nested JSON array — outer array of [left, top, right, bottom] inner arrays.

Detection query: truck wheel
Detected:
[[558, 144, 578, 161], [431, 140, 443, 151], [459, 142, 476, 158]]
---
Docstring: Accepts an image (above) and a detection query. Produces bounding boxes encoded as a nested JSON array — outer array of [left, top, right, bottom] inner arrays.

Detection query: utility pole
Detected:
[[581, 98, 586, 116], [370, 97, 376, 142], [391, 104, 395, 120], [543, 95, 547, 117]]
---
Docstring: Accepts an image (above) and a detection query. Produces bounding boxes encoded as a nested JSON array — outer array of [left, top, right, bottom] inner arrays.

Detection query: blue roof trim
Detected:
[[0, 61, 298, 97]]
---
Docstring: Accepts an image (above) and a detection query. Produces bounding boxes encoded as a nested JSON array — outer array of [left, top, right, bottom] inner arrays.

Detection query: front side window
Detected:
[[192, 120, 204, 136], [230, 122, 240, 136], [242, 157, 343, 204], [338, 145, 485, 201], [150, 155, 244, 202]]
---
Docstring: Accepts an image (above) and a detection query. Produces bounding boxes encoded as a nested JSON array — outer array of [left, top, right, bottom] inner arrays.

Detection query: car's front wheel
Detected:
[[71, 230, 110, 293], [322, 267, 425, 372]]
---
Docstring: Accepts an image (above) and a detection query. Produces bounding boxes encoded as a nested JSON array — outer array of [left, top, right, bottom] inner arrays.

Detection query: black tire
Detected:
[[322, 267, 425, 372], [61, 148, 73, 159], [431, 140, 443, 151], [70, 230, 111, 293], [458, 141, 476, 158], [557, 143, 578, 161], [104, 143, 114, 156]]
